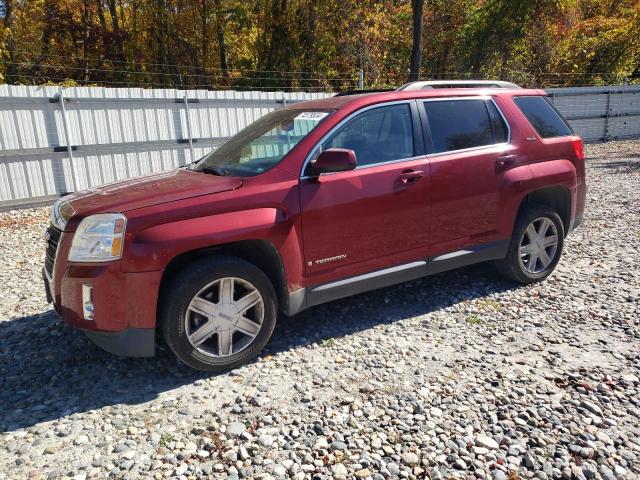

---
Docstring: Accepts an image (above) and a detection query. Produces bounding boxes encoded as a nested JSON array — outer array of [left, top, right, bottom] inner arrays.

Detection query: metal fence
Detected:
[[547, 85, 640, 143], [0, 84, 639, 209], [0, 85, 330, 209]]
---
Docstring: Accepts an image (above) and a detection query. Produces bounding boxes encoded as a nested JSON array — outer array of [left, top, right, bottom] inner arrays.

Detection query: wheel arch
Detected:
[[516, 185, 572, 235], [158, 240, 290, 315]]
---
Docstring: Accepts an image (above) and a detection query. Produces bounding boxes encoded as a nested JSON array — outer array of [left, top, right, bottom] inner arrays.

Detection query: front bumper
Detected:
[[83, 328, 155, 357], [44, 257, 162, 357]]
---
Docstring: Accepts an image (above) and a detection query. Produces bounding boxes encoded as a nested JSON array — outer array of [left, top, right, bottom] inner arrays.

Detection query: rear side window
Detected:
[[487, 101, 508, 143], [423, 99, 502, 153], [322, 103, 414, 166], [514, 96, 573, 138]]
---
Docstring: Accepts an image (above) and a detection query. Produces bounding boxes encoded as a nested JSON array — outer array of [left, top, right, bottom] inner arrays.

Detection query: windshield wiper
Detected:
[[200, 166, 228, 176]]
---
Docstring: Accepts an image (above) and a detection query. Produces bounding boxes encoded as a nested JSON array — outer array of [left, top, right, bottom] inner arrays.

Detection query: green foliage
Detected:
[[0, 0, 638, 89]]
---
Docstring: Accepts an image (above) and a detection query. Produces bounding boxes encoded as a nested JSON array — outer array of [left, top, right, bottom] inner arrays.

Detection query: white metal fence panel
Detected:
[[547, 85, 640, 143], [1, 84, 639, 208], [0, 85, 329, 206]]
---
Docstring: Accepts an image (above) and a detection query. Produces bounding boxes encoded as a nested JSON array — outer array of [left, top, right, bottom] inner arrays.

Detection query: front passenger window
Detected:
[[322, 104, 414, 167]]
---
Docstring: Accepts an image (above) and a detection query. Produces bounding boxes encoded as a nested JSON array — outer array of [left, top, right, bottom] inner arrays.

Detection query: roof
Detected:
[[397, 80, 521, 90], [290, 87, 547, 112]]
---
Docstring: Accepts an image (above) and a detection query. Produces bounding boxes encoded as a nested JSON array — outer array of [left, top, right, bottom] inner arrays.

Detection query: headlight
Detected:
[[68, 213, 127, 262], [50, 197, 75, 230]]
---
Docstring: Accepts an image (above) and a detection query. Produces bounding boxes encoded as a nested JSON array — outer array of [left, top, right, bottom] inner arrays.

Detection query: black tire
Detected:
[[159, 255, 277, 372], [495, 204, 565, 284]]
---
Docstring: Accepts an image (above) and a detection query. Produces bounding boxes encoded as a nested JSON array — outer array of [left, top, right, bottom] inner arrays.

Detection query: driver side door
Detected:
[[299, 101, 431, 289]]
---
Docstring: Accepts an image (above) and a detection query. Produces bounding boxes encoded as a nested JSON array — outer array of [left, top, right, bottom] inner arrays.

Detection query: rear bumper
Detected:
[[83, 328, 155, 357]]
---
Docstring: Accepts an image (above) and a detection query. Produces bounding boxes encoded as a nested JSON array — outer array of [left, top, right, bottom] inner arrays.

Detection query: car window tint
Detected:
[[487, 101, 508, 143], [514, 96, 573, 138], [323, 104, 414, 166], [423, 99, 494, 153]]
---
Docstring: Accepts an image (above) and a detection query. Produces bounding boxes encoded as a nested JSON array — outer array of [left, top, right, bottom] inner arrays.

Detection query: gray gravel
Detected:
[[1, 141, 639, 480]]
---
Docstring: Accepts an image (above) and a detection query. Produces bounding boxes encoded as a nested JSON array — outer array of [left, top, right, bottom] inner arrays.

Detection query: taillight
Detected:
[[571, 136, 584, 162]]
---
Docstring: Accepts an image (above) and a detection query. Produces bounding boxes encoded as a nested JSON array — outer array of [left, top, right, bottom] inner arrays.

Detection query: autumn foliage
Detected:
[[0, 0, 638, 90]]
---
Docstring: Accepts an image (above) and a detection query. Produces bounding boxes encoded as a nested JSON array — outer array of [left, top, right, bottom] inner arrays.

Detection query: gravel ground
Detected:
[[1, 141, 639, 480]]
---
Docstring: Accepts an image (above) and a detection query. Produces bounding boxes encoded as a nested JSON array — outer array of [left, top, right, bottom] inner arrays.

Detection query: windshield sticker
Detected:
[[295, 112, 329, 121]]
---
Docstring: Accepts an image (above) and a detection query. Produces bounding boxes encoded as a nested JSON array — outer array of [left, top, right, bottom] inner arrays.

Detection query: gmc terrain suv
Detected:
[[43, 81, 586, 371]]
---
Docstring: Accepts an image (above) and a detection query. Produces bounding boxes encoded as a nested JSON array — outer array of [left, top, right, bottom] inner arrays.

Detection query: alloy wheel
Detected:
[[518, 217, 559, 275], [184, 277, 264, 357]]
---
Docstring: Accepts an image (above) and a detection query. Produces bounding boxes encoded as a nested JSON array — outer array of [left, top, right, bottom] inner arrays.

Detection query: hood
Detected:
[[66, 169, 243, 217]]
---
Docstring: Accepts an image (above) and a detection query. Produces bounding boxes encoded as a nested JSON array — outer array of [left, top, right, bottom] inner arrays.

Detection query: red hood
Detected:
[[66, 169, 242, 217]]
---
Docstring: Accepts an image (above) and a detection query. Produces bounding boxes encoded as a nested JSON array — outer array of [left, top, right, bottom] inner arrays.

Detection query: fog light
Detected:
[[82, 284, 94, 320]]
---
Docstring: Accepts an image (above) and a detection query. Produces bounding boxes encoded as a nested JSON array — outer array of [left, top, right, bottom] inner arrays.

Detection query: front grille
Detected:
[[44, 225, 62, 277]]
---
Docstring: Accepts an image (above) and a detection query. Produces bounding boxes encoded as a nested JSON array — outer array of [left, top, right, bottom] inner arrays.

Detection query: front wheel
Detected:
[[160, 256, 277, 372], [495, 205, 565, 284]]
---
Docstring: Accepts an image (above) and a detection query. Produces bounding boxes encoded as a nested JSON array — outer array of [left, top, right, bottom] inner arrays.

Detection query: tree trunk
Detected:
[[107, 0, 125, 62], [95, 0, 107, 32], [299, 0, 318, 87], [2, 0, 17, 82], [409, 0, 425, 81], [201, 0, 208, 69], [82, 0, 91, 81], [213, 0, 228, 78]]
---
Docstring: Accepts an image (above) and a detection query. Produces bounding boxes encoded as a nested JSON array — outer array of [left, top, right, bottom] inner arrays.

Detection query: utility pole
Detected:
[[409, 0, 425, 82]]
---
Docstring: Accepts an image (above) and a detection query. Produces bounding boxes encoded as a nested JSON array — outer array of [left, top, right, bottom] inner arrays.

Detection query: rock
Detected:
[[272, 464, 287, 477], [354, 468, 371, 478], [522, 452, 536, 469], [493, 470, 507, 480], [222, 449, 237, 462], [401, 452, 419, 466], [386, 463, 400, 476], [258, 435, 275, 448], [581, 400, 603, 416], [453, 458, 468, 470], [226, 422, 246, 438], [475, 434, 499, 450], [331, 463, 349, 478], [250, 396, 272, 407], [331, 441, 348, 451], [174, 464, 188, 476]]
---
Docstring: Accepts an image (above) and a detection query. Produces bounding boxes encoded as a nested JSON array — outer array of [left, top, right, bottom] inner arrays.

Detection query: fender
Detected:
[[121, 208, 305, 293], [497, 159, 577, 238]]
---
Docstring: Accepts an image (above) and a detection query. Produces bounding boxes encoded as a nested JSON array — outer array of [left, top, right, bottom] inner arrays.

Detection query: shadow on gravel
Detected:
[[590, 158, 640, 172], [0, 263, 515, 433]]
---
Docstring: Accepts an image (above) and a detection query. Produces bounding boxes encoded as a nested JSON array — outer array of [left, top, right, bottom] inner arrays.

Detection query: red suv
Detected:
[[43, 81, 586, 371]]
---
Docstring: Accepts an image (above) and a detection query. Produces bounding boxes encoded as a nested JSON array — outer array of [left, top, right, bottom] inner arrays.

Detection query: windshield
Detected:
[[192, 109, 332, 177]]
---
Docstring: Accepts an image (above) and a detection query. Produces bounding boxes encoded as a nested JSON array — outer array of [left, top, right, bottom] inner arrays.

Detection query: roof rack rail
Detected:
[[397, 80, 521, 91], [335, 88, 395, 96]]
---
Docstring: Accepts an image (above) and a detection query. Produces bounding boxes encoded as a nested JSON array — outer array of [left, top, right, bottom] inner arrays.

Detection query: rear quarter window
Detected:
[[514, 96, 573, 138]]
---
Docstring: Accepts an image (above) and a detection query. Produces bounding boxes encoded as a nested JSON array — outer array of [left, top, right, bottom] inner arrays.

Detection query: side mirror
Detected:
[[310, 148, 357, 175]]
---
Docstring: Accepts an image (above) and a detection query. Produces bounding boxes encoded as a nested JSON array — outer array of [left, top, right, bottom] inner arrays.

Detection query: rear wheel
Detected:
[[496, 205, 565, 284], [160, 256, 277, 372]]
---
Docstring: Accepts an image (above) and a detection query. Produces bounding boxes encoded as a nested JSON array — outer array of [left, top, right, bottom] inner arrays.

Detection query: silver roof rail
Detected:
[[397, 80, 521, 91]]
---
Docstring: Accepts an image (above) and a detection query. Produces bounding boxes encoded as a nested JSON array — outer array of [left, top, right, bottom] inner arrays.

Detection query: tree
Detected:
[[0, 0, 639, 90], [409, 0, 425, 81]]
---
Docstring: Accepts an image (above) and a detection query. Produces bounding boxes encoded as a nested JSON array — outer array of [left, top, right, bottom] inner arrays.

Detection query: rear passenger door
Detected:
[[420, 97, 513, 252]]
